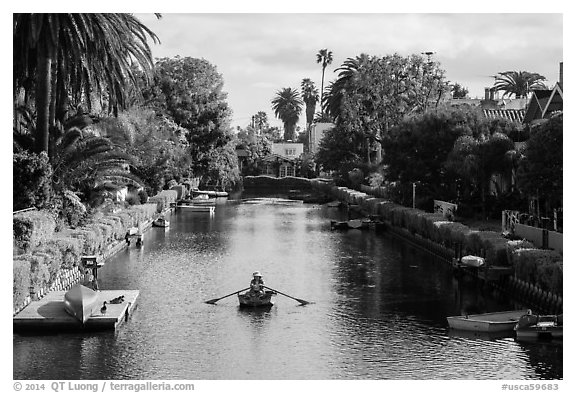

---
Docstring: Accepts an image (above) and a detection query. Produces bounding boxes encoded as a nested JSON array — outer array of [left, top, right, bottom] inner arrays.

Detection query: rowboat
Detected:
[[63, 284, 100, 324], [177, 204, 215, 213], [515, 314, 563, 340], [460, 255, 485, 268], [238, 290, 275, 308], [447, 309, 529, 332], [152, 217, 170, 227], [179, 198, 216, 206], [191, 190, 229, 198]]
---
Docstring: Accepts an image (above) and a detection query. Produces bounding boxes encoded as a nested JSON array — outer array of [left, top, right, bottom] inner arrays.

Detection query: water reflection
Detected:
[[13, 198, 562, 380]]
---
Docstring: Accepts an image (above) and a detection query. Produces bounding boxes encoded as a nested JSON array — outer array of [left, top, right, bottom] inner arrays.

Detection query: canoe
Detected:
[[447, 309, 529, 332], [461, 255, 485, 268], [63, 284, 100, 324], [515, 314, 563, 340], [238, 290, 275, 308], [179, 199, 216, 206], [152, 217, 170, 228]]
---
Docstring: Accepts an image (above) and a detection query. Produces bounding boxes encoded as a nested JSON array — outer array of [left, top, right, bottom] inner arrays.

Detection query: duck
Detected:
[[101, 301, 107, 314]]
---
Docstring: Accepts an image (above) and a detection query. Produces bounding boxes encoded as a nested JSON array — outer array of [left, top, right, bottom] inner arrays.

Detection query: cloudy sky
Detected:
[[134, 10, 563, 131]]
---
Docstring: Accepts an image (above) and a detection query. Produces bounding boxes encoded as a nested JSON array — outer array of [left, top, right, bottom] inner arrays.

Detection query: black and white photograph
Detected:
[[8, 1, 569, 390]]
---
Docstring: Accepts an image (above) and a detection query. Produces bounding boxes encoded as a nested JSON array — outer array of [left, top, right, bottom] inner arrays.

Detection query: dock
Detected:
[[13, 290, 139, 333]]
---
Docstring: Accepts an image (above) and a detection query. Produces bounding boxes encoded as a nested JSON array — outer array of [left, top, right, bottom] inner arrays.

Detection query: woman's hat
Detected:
[[252, 271, 262, 277]]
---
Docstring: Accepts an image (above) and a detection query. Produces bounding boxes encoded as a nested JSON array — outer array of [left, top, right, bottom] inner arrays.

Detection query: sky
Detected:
[[133, 11, 563, 131]]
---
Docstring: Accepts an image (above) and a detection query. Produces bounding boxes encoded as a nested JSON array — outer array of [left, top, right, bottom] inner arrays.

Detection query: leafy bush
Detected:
[[512, 248, 563, 294], [13, 151, 53, 211], [138, 189, 149, 204], [13, 258, 31, 310], [19, 253, 51, 294], [125, 194, 141, 206], [13, 210, 56, 252], [45, 236, 83, 269]]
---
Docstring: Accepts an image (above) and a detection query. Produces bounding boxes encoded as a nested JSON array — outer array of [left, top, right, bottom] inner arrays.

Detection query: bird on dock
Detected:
[[101, 301, 107, 314]]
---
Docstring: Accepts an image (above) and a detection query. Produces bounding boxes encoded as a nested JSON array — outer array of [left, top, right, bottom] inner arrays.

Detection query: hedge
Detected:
[[13, 210, 56, 252], [45, 236, 83, 269], [13, 258, 31, 310], [511, 248, 563, 294]]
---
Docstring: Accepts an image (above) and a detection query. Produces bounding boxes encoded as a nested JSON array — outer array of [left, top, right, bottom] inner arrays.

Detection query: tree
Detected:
[[13, 151, 53, 211], [271, 87, 303, 141], [446, 132, 515, 218], [316, 48, 333, 114], [13, 13, 159, 155], [235, 126, 272, 176], [99, 108, 192, 195], [493, 71, 547, 98], [145, 56, 233, 177], [253, 111, 269, 133], [323, 53, 450, 165], [451, 83, 469, 99], [301, 78, 319, 127], [517, 114, 563, 214]]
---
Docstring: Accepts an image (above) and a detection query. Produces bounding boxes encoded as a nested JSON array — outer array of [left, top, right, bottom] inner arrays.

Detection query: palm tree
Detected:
[[323, 54, 369, 122], [271, 88, 303, 141], [493, 71, 547, 98], [300, 78, 319, 127], [13, 13, 160, 155], [316, 49, 333, 114]]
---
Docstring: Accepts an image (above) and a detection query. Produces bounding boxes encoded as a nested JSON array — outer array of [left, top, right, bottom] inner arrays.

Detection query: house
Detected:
[[524, 62, 563, 125], [272, 142, 304, 159], [259, 142, 304, 178]]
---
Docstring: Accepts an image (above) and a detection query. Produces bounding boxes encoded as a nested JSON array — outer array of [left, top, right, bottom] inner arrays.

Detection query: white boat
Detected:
[[515, 314, 563, 340], [63, 284, 100, 324], [460, 255, 485, 267], [178, 204, 215, 213], [447, 309, 529, 332]]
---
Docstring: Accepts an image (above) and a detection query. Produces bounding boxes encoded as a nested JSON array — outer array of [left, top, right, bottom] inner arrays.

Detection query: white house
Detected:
[[308, 122, 334, 154]]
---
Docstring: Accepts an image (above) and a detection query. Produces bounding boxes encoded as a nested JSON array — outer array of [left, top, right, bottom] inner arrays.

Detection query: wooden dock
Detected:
[[13, 290, 139, 333]]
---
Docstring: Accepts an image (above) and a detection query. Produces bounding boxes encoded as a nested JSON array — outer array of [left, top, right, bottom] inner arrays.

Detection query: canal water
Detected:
[[13, 197, 562, 380]]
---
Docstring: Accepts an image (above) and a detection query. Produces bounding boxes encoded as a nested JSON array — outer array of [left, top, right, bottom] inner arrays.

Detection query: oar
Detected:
[[205, 287, 250, 304], [264, 286, 313, 305]]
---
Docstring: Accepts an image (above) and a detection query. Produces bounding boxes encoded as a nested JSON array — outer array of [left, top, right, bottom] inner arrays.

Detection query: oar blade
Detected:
[[205, 299, 219, 305]]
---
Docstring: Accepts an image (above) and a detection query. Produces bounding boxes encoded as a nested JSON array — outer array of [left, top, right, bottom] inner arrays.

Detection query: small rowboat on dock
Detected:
[[238, 290, 275, 308], [447, 309, 529, 332], [63, 284, 100, 324]]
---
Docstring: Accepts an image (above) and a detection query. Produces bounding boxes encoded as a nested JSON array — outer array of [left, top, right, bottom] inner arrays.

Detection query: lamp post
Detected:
[[412, 182, 416, 209]]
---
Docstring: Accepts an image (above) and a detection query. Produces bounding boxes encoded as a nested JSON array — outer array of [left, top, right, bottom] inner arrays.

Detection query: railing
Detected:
[[503, 210, 563, 253]]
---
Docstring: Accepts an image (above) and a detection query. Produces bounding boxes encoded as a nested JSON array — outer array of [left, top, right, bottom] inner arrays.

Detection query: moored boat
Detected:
[[238, 290, 275, 308], [191, 189, 229, 198], [460, 255, 485, 268], [179, 198, 216, 206], [177, 204, 215, 213], [152, 217, 170, 227], [447, 309, 529, 332], [63, 284, 100, 324], [514, 314, 563, 340]]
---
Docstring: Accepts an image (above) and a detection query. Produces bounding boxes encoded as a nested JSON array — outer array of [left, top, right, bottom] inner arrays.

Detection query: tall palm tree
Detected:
[[493, 70, 547, 98], [271, 88, 303, 141], [323, 54, 369, 122], [316, 49, 333, 114], [300, 78, 319, 127], [13, 13, 160, 155]]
